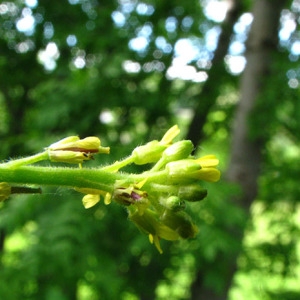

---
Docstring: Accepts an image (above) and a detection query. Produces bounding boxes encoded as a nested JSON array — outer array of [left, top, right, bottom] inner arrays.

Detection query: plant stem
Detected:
[[0, 165, 124, 193], [101, 156, 134, 172], [2, 152, 49, 168]]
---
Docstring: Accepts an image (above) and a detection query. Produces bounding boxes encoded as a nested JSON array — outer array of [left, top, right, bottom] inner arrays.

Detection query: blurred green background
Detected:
[[0, 0, 300, 299]]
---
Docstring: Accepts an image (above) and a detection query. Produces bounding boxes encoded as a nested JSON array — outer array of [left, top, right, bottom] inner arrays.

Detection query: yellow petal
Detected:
[[104, 193, 112, 205], [197, 155, 219, 167], [193, 168, 221, 182], [149, 234, 163, 254], [82, 194, 100, 209], [76, 137, 100, 150], [48, 136, 79, 149], [136, 178, 147, 189], [160, 125, 180, 145]]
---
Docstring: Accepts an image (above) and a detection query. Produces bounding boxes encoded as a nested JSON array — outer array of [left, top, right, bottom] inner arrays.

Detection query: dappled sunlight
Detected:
[[38, 42, 60, 71], [230, 200, 300, 300]]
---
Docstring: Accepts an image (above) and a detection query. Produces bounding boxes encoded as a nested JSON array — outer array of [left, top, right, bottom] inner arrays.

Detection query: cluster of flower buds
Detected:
[[0, 125, 220, 253], [80, 125, 220, 253]]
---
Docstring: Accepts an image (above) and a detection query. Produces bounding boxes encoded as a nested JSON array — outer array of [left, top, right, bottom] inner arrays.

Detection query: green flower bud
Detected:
[[131, 125, 182, 165], [132, 141, 166, 165], [165, 159, 201, 183], [178, 184, 207, 202], [129, 209, 180, 253], [160, 196, 186, 212], [161, 211, 198, 239], [166, 157, 221, 183], [129, 209, 179, 241], [162, 140, 193, 163]]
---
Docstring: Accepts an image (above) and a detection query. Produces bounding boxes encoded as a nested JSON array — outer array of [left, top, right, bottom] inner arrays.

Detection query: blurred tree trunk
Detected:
[[190, 0, 288, 299], [186, 0, 243, 145]]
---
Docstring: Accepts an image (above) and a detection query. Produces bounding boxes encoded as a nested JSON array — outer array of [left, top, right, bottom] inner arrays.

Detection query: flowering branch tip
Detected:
[[0, 125, 220, 253]]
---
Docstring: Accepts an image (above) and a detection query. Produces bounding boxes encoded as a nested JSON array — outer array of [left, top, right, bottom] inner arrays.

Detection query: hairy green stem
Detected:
[[0, 165, 125, 193], [0, 160, 172, 198], [101, 156, 134, 172], [2, 152, 49, 168]]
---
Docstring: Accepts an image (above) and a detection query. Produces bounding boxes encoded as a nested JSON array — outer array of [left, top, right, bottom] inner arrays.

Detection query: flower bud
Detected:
[[129, 209, 180, 253], [47, 136, 110, 164], [129, 209, 158, 236], [161, 211, 198, 239], [178, 184, 207, 202], [131, 125, 182, 165], [162, 140, 193, 163], [132, 141, 166, 165], [47, 136, 110, 162], [165, 159, 201, 183], [48, 150, 92, 164], [49, 136, 108, 153], [160, 196, 186, 212], [166, 157, 221, 183]]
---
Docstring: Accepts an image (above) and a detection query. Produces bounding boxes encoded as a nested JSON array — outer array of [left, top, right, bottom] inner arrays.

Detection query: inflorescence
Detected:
[[0, 125, 220, 253]]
